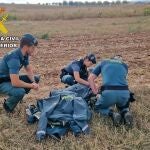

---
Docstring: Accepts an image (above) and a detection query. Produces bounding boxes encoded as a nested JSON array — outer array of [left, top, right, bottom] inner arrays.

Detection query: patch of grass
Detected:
[[1, 4, 150, 21], [112, 22, 117, 25], [144, 7, 150, 16], [128, 24, 142, 33], [8, 14, 17, 21], [41, 33, 49, 40]]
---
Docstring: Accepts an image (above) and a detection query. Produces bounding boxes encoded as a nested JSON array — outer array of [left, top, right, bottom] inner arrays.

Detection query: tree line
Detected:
[[43, 1, 129, 6]]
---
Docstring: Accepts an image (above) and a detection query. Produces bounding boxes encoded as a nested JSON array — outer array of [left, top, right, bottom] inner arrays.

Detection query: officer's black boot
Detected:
[[109, 110, 122, 127], [122, 111, 133, 128], [3, 99, 13, 113]]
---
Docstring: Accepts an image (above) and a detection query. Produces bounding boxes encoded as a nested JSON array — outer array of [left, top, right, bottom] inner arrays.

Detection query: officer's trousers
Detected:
[[95, 90, 130, 115], [0, 75, 40, 111]]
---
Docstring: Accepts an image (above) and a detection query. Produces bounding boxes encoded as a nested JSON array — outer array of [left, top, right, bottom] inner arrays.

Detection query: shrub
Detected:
[[144, 8, 150, 16], [41, 33, 49, 40]]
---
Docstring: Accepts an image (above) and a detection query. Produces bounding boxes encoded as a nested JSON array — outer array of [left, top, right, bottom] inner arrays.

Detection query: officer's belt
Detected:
[[0, 76, 11, 84], [0, 75, 40, 84], [100, 85, 129, 92]]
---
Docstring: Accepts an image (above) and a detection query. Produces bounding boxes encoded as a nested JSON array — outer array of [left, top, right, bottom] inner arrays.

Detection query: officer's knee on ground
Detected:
[[62, 75, 75, 85]]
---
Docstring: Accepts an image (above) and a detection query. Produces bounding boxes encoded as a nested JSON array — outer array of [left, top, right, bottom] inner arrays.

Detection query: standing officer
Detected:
[[88, 55, 133, 127], [0, 34, 40, 113], [60, 54, 96, 86]]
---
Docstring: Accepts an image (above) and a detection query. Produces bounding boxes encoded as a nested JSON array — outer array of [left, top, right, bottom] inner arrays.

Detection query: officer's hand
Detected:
[[96, 94, 100, 99], [97, 85, 101, 91], [93, 88, 98, 95], [32, 83, 39, 91]]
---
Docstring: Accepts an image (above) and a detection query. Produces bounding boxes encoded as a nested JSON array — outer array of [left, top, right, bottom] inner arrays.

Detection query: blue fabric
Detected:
[[70, 121, 82, 136], [61, 75, 75, 85], [51, 84, 92, 101], [26, 105, 40, 124], [0, 82, 26, 110], [46, 127, 67, 138], [35, 84, 92, 141], [0, 48, 29, 77], [92, 59, 130, 116], [61, 59, 88, 86], [0, 75, 40, 111], [92, 59, 128, 86], [65, 59, 84, 75], [95, 90, 130, 116]]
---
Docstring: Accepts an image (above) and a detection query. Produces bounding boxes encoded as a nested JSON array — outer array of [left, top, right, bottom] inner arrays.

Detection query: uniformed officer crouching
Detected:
[[0, 34, 40, 113], [88, 55, 133, 127], [60, 54, 96, 86]]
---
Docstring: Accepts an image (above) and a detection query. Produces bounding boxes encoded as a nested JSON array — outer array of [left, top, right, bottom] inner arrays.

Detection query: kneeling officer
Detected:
[[0, 34, 40, 113], [60, 54, 96, 86], [88, 55, 133, 127]]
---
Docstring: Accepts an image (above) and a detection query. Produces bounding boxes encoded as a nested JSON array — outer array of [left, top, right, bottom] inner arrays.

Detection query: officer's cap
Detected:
[[21, 34, 38, 47], [87, 53, 96, 64]]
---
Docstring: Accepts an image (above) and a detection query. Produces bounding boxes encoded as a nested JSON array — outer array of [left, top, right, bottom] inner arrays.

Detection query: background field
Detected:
[[0, 3, 150, 150]]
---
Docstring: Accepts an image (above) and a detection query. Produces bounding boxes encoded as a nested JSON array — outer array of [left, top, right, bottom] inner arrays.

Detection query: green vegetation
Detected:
[[8, 14, 17, 21], [144, 7, 150, 16], [41, 33, 49, 40], [1, 4, 149, 21]]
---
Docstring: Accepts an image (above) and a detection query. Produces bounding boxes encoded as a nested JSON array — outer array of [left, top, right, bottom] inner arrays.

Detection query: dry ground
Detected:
[[0, 4, 150, 150]]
